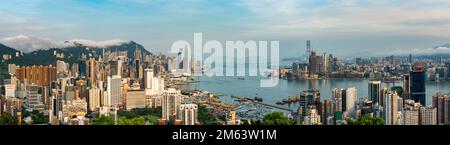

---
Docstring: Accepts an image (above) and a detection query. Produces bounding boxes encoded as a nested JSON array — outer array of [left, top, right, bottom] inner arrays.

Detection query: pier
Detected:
[[231, 96, 293, 112]]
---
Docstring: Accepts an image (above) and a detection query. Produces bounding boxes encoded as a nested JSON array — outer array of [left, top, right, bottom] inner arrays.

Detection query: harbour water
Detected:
[[183, 76, 450, 110]]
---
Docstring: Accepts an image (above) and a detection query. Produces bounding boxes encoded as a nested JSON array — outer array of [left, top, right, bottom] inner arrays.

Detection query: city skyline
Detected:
[[1, 0, 450, 58]]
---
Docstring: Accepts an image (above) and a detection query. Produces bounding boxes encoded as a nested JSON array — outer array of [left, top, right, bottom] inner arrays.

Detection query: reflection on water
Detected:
[[183, 76, 450, 110]]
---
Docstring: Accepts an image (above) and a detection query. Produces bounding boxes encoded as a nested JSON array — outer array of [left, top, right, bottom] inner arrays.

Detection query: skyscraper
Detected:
[[410, 66, 426, 106], [384, 91, 399, 125], [332, 87, 357, 119], [305, 40, 311, 61], [403, 74, 411, 99], [322, 99, 332, 125], [432, 94, 450, 125], [332, 88, 343, 113], [162, 88, 182, 120], [368, 80, 381, 105], [344, 87, 357, 119], [107, 75, 122, 107], [309, 51, 318, 77]]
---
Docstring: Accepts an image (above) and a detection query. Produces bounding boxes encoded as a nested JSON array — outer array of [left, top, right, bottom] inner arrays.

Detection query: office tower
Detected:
[[403, 108, 419, 125], [432, 94, 450, 125], [299, 90, 320, 119], [343, 87, 357, 119], [107, 75, 122, 108], [162, 88, 181, 120], [322, 53, 330, 77], [384, 91, 399, 125], [410, 66, 426, 106], [446, 62, 450, 80], [86, 59, 96, 85], [144, 69, 164, 96], [409, 54, 412, 64], [78, 60, 86, 77], [145, 69, 153, 95], [72, 63, 79, 77], [368, 80, 382, 104], [322, 99, 332, 125], [306, 40, 311, 61], [303, 106, 321, 125], [176, 104, 198, 125], [419, 106, 437, 125], [309, 51, 318, 77], [88, 87, 101, 112], [403, 75, 410, 99], [332, 88, 343, 112], [109, 60, 122, 77]]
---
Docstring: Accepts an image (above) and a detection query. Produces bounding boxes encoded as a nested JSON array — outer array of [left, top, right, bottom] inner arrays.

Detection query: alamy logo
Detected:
[[170, 33, 279, 87]]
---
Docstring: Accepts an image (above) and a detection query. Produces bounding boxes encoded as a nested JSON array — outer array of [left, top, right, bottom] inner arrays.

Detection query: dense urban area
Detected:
[[1, 40, 450, 125]]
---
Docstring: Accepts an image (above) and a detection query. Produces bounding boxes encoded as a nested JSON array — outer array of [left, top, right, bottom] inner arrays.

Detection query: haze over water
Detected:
[[184, 76, 450, 110]]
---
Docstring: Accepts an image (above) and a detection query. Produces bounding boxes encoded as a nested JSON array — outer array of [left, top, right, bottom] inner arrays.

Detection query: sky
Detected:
[[1, 0, 450, 58]]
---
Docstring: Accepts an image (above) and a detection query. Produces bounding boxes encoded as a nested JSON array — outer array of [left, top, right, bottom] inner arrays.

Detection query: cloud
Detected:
[[237, 0, 450, 38], [0, 35, 130, 52], [0, 35, 62, 52], [65, 39, 130, 48]]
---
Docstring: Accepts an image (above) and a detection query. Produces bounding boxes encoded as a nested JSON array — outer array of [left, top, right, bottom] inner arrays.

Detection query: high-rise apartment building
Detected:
[[162, 88, 181, 120], [176, 104, 198, 125]]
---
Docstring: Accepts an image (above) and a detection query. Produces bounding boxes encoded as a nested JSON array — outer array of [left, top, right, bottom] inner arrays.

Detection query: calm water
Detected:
[[183, 76, 450, 110]]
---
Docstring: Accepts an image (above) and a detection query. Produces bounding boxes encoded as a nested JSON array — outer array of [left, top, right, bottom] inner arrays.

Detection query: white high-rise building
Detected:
[[344, 87, 357, 119], [107, 75, 122, 107], [145, 69, 165, 96], [384, 91, 399, 125], [177, 104, 198, 125], [162, 88, 182, 120]]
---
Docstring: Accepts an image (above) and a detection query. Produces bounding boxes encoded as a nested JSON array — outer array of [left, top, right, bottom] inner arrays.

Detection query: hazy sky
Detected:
[[1, 0, 450, 58]]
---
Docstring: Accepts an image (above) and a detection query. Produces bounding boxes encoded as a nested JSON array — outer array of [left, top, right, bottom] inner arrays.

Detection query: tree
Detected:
[[117, 117, 145, 125], [30, 110, 49, 124], [391, 86, 404, 96], [147, 115, 159, 125], [197, 105, 216, 125], [91, 115, 115, 125], [0, 112, 18, 125], [262, 112, 292, 125], [347, 115, 385, 125]]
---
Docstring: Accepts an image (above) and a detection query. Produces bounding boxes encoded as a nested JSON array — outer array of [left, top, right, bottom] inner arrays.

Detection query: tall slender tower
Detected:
[[305, 40, 311, 61]]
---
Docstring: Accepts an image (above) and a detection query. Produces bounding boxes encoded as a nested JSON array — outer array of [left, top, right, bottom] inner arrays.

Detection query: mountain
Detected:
[[434, 43, 450, 48], [0, 35, 61, 53], [0, 43, 20, 56], [2, 40, 152, 66], [62, 40, 151, 60]]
